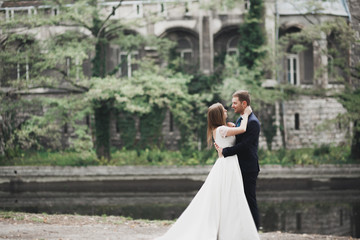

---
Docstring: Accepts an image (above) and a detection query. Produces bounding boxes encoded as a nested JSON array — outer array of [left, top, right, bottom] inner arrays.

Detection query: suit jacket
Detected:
[[223, 112, 260, 173]]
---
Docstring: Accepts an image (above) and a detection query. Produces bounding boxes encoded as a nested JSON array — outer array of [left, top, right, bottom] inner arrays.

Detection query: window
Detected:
[[116, 120, 120, 134], [66, 57, 71, 77], [17, 59, 29, 81], [118, 51, 139, 78], [17, 49, 30, 81], [287, 54, 299, 85], [29, 8, 37, 16], [75, 57, 80, 81], [169, 112, 174, 132], [134, 4, 143, 17], [158, 3, 167, 16], [227, 36, 239, 56], [52, 7, 59, 16], [184, 0, 193, 15], [185, 2, 189, 14], [1, 40, 33, 85], [63, 123, 68, 134], [244, 0, 250, 10], [303, 45, 314, 84], [86, 115, 90, 128], [295, 113, 300, 130], [5, 9, 15, 21], [177, 38, 193, 64], [65, 57, 81, 80]]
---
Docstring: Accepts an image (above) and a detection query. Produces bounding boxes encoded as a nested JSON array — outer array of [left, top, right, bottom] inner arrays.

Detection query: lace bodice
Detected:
[[215, 126, 236, 148]]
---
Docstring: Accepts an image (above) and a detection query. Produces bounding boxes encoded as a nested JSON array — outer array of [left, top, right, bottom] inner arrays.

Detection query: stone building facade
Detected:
[[0, 0, 355, 150]]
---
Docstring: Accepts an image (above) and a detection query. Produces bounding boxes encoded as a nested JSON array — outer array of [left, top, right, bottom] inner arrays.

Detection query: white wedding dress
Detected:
[[155, 126, 260, 240]]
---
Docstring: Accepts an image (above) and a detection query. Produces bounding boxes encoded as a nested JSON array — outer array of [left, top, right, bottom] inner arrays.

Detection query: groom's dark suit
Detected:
[[222, 112, 260, 229]]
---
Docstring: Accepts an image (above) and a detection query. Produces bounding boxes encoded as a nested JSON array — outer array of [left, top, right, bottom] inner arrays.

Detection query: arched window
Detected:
[[280, 26, 313, 86]]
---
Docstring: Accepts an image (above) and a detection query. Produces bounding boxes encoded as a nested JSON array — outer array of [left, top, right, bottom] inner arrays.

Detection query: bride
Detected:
[[155, 103, 260, 240]]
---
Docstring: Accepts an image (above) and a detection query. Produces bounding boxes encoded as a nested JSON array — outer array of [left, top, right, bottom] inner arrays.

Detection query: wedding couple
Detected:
[[156, 90, 260, 240]]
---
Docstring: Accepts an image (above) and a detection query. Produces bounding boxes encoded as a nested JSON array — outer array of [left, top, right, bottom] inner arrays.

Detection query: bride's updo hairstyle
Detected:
[[207, 103, 226, 148]]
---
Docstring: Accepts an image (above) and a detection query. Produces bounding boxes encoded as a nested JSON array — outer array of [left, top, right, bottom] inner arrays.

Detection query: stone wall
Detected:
[[283, 96, 348, 149]]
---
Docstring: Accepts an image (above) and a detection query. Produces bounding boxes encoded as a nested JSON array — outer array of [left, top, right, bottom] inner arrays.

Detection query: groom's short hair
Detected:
[[233, 90, 251, 106]]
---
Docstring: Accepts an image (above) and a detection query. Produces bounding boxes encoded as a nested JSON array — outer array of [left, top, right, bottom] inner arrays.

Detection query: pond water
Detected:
[[0, 178, 359, 237]]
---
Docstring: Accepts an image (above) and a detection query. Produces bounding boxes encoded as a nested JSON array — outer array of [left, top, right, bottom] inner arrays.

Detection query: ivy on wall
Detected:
[[115, 107, 166, 150], [116, 111, 136, 149], [139, 107, 166, 149], [259, 103, 277, 150]]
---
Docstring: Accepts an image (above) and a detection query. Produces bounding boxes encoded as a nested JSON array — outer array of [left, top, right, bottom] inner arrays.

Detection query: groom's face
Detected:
[[232, 97, 246, 115]]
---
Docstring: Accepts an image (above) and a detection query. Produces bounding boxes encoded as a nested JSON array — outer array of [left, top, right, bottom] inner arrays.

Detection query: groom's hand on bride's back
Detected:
[[214, 143, 224, 158], [227, 122, 236, 127]]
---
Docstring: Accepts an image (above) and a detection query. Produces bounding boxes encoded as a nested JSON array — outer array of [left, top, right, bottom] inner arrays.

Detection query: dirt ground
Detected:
[[0, 212, 357, 240]]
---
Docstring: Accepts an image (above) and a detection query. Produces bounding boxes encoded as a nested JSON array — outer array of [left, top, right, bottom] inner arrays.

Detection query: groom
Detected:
[[215, 90, 260, 230]]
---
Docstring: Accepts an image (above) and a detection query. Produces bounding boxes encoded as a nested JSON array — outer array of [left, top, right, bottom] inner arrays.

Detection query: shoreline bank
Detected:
[[0, 211, 358, 240]]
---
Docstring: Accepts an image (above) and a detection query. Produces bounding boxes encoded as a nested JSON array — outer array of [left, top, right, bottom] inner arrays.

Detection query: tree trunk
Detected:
[[94, 101, 112, 160], [92, 38, 111, 160], [92, 42, 106, 78]]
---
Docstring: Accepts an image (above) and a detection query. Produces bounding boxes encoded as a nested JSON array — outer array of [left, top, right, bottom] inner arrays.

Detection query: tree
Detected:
[[0, 0, 195, 160]]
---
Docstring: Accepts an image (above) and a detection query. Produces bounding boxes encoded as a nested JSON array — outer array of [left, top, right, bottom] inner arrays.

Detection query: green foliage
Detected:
[[219, 55, 282, 110], [108, 148, 186, 166], [4, 95, 93, 154], [0, 150, 97, 166], [259, 145, 352, 166], [94, 101, 112, 159], [238, 0, 266, 69], [139, 107, 166, 149], [279, 18, 359, 161], [0, 1, 198, 160], [0, 146, 353, 167], [116, 112, 136, 149], [217, 53, 283, 148], [260, 104, 277, 151], [337, 88, 360, 161], [1, 0, 358, 162], [278, 18, 355, 87]]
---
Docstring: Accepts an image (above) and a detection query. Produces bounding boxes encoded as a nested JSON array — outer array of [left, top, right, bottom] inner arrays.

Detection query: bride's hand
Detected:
[[244, 106, 252, 116], [227, 122, 236, 127]]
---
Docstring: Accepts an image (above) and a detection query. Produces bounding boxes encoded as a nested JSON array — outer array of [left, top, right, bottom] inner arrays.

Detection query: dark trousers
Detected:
[[242, 171, 259, 230]]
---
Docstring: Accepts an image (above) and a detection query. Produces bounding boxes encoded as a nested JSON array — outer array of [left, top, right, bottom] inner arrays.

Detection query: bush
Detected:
[[0, 145, 354, 167]]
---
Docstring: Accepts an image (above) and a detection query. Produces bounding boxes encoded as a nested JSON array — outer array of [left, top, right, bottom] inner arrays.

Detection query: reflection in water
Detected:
[[0, 179, 359, 237]]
